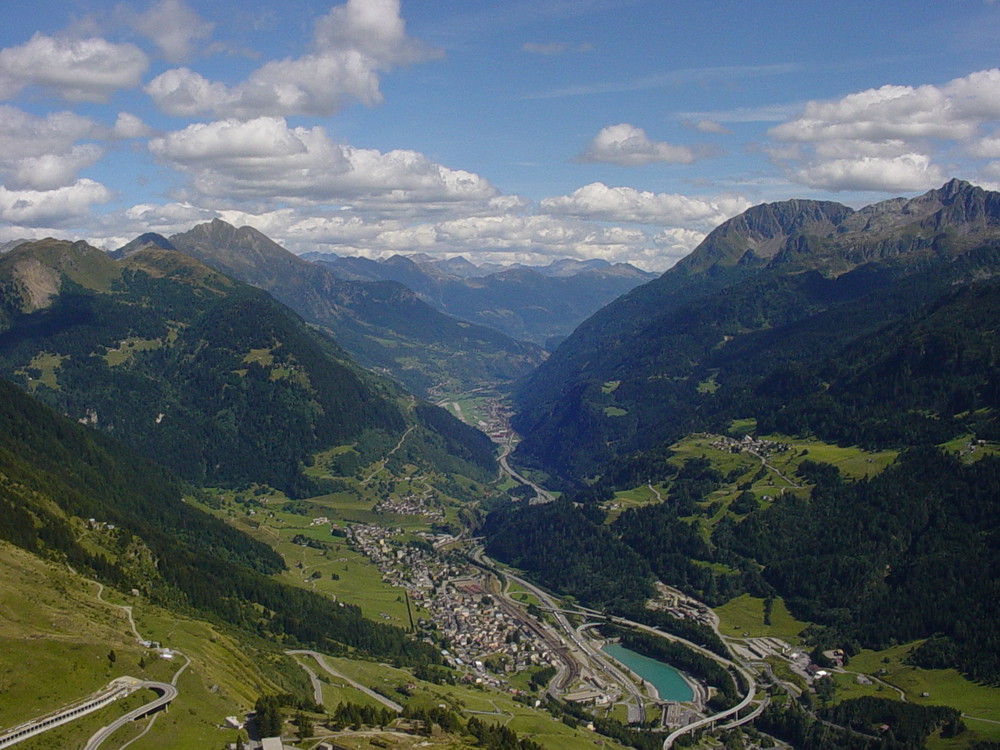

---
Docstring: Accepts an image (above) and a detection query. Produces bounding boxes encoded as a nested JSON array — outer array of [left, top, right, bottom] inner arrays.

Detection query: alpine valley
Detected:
[[1, 181, 999, 750]]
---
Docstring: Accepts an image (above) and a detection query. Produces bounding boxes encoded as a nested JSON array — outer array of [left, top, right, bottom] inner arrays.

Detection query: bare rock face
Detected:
[[7, 256, 61, 312]]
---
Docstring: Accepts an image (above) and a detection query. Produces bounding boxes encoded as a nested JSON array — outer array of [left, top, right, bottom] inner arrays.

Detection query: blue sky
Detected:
[[2, 0, 1000, 269]]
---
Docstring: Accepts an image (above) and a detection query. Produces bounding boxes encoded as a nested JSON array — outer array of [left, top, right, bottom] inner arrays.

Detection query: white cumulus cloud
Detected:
[[143, 68, 229, 118], [577, 123, 712, 166], [9, 145, 104, 191], [767, 68, 1000, 192], [770, 83, 970, 143], [0, 106, 111, 189], [146, 0, 440, 117], [540, 182, 751, 229], [112, 112, 153, 139], [148, 117, 498, 213], [0, 179, 112, 226], [97, 178, 741, 270], [653, 227, 707, 257], [685, 119, 731, 135], [126, 0, 214, 63], [0, 106, 103, 159], [792, 154, 947, 192], [0, 33, 147, 102]]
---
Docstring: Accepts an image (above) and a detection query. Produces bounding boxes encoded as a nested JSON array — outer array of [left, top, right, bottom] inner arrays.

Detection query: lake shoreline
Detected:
[[601, 642, 696, 704]]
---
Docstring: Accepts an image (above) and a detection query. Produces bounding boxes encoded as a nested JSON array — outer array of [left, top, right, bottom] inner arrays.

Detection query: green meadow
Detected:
[[714, 594, 809, 644], [0, 541, 296, 750]]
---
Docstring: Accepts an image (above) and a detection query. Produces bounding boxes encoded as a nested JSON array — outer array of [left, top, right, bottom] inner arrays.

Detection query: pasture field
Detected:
[[714, 594, 809, 644], [848, 644, 1000, 742]]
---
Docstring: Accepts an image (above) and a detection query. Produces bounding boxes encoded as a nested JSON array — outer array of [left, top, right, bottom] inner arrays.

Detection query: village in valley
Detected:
[[345, 523, 556, 686]]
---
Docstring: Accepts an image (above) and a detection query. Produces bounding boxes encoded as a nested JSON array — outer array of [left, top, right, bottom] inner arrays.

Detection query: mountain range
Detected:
[[485, 178, 1000, 699], [2, 179, 1000, 749], [0, 238, 496, 495], [304, 251, 655, 347], [118, 220, 545, 398]]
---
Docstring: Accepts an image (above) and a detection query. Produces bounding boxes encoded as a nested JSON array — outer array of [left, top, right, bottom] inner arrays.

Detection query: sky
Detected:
[[2, 1, 1000, 270]]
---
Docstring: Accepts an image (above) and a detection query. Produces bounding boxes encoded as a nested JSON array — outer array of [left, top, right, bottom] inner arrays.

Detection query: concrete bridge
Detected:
[[0, 678, 176, 749]]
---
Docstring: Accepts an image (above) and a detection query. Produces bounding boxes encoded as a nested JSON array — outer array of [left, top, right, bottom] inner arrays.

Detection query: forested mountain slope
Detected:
[[513, 180, 1000, 482], [0, 240, 496, 495], [162, 219, 544, 395], [484, 179, 1000, 689]]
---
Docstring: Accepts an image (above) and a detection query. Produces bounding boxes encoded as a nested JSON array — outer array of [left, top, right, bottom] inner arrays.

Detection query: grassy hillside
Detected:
[[0, 541, 303, 749], [486, 430, 1000, 683], [0, 374, 443, 668], [0, 378, 623, 749]]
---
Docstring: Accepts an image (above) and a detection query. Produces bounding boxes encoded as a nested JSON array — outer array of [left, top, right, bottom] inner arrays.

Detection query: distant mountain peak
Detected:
[[169, 220, 310, 290], [937, 177, 975, 198], [675, 198, 853, 274], [112, 232, 176, 258]]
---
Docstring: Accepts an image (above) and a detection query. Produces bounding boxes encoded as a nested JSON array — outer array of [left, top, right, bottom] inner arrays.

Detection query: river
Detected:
[[602, 642, 694, 702]]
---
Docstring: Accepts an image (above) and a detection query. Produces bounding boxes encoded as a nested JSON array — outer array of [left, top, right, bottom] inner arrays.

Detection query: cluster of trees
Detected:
[[726, 448, 1000, 683], [746, 279, 1000, 449], [320, 703, 549, 750], [616, 496, 766, 606], [465, 716, 545, 750], [616, 607, 729, 658], [252, 693, 323, 737], [328, 701, 397, 730], [528, 666, 557, 691], [542, 697, 662, 750], [483, 500, 653, 610], [821, 697, 963, 747], [757, 695, 968, 750]]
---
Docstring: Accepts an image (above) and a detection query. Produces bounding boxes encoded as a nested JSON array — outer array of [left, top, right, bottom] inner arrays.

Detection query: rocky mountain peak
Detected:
[[675, 181, 1000, 277]]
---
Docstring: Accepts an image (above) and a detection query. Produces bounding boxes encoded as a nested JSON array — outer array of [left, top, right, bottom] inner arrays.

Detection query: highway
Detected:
[[470, 546, 647, 723], [0, 682, 130, 749], [292, 655, 325, 706], [286, 650, 403, 713], [602, 615, 759, 749], [481, 444, 774, 743], [82, 681, 178, 750], [497, 442, 554, 504], [469, 538, 769, 745], [576, 623, 655, 724]]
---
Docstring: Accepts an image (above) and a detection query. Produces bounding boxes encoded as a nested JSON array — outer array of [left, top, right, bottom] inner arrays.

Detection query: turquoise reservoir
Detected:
[[602, 642, 694, 702]]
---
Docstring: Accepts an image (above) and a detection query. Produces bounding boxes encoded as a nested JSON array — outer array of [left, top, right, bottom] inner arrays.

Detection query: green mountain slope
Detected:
[[0, 241, 496, 495], [163, 219, 545, 395], [0, 377, 437, 666], [513, 180, 1000, 482]]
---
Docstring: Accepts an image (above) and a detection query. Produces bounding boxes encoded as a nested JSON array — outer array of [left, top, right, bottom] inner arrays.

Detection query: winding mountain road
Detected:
[[82, 682, 178, 750], [286, 650, 403, 713]]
